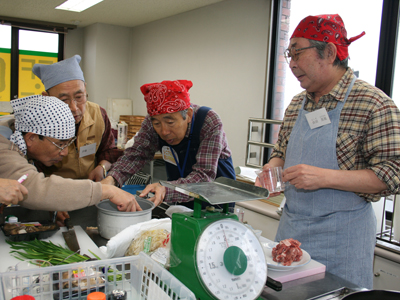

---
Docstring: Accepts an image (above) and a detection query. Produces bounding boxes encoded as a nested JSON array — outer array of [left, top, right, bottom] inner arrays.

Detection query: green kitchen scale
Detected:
[[160, 177, 281, 300]]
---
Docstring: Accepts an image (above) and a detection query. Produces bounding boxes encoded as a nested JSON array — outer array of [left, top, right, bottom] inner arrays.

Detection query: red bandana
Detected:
[[291, 14, 365, 60], [140, 80, 192, 116]]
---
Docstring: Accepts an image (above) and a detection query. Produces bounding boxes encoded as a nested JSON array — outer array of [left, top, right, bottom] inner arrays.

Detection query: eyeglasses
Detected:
[[61, 94, 87, 106], [283, 46, 317, 64], [44, 136, 77, 153]]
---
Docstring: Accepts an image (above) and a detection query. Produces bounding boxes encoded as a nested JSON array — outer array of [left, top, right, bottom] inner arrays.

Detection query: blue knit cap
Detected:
[[32, 55, 85, 90]]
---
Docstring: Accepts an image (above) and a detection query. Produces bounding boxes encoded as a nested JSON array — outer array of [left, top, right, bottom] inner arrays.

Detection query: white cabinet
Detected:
[[236, 201, 280, 241], [373, 251, 400, 291]]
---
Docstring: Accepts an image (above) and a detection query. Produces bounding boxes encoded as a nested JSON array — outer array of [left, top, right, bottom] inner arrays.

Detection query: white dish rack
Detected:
[[0, 252, 195, 300]]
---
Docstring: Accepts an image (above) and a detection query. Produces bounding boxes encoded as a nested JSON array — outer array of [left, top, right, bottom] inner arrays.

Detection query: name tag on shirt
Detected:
[[305, 107, 331, 129], [162, 146, 178, 166], [79, 143, 96, 158]]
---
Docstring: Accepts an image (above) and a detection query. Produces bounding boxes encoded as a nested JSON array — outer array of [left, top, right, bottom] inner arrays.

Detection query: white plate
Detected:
[[262, 241, 311, 271]]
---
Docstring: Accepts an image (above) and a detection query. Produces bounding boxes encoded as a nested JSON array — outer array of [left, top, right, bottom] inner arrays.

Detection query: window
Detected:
[[281, 0, 383, 110], [18, 29, 59, 98], [0, 19, 68, 114]]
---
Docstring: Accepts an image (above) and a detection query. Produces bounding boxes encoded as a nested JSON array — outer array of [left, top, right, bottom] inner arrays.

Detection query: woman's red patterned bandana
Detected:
[[291, 14, 365, 60], [141, 80, 192, 116]]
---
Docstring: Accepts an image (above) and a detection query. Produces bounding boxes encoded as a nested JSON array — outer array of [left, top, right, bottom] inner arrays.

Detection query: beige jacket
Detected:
[[41, 101, 105, 179], [0, 121, 103, 211]]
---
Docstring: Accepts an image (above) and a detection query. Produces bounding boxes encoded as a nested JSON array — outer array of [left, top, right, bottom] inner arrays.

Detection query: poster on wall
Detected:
[[0, 48, 11, 111], [0, 50, 58, 115], [18, 50, 58, 98]]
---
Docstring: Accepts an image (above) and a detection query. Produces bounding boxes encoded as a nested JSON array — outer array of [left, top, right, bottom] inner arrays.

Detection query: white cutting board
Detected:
[[0, 226, 105, 272]]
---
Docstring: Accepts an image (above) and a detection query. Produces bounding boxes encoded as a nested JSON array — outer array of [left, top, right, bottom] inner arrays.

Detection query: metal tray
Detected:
[[160, 177, 269, 205]]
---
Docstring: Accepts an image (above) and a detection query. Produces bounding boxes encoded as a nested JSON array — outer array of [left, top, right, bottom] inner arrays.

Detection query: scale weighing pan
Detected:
[[160, 177, 269, 205]]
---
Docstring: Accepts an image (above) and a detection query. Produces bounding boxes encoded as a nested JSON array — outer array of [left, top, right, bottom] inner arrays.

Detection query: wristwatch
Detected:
[[99, 164, 107, 178]]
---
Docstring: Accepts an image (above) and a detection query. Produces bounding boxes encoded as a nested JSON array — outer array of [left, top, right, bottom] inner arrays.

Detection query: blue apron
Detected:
[[159, 106, 235, 210], [276, 76, 376, 289]]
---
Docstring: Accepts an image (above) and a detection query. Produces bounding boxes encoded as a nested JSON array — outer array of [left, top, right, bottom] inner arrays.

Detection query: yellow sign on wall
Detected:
[[0, 50, 58, 114], [0, 49, 11, 103], [18, 50, 58, 98]]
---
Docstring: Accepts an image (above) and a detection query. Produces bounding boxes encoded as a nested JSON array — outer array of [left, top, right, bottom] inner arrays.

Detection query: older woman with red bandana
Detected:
[[103, 80, 235, 208], [258, 14, 400, 288]]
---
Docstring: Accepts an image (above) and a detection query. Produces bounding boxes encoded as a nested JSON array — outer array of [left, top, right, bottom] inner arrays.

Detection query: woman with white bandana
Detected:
[[0, 95, 141, 212]]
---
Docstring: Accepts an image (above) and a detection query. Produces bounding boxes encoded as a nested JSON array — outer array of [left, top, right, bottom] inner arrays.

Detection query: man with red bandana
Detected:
[[257, 14, 400, 288], [103, 80, 235, 208]]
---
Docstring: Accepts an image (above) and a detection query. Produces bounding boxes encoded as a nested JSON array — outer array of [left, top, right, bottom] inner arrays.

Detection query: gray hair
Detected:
[[308, 39, 348, 69], [179, 109, 188, 120]]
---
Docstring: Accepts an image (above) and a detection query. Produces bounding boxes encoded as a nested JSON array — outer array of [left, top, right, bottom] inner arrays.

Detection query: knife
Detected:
[[62, 218, 80, 253]]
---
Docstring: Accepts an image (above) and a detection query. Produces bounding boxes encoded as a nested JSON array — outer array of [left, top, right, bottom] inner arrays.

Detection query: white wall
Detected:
[[65, 0, 271, 167], [65, 23, 131, 111], [129, 0, 271, 166], [64, 27, 84, 59]]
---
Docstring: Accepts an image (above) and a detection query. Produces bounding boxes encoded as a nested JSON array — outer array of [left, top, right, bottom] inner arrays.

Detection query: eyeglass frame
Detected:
[[44, 136, 77, 153], [61, 93, 88, 106], [283, 45, 317, 64], [45, 91, 88, 106]]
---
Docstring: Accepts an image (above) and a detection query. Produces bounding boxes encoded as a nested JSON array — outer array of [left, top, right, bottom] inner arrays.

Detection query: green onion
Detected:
[[6, 239, 92, 265]]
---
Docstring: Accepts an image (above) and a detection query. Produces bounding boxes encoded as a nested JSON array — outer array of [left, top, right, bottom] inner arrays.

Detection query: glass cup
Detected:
[[235, 208, 245, 222], [255, 166, 285, 193]]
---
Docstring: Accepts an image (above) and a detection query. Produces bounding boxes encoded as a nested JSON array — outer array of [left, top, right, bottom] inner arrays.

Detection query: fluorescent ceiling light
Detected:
[[56, 0, 103, 12]]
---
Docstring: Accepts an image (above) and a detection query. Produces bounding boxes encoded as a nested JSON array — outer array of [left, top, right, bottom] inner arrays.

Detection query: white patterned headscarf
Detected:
[[10, 95, 75, 155]]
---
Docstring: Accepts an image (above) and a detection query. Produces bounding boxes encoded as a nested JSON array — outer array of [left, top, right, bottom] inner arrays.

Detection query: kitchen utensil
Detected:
[[160, 177, 281, 299], [342, 290, 400, 299], [96, 197, 154, 239], [0, 204, 6, 214], [62, 218, 80, 253]]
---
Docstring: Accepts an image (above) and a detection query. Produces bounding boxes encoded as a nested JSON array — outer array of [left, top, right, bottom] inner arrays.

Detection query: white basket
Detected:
[[0, 252, 196, 300]]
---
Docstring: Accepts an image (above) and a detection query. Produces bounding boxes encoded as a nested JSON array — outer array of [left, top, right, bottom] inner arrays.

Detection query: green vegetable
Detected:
[[6, 239, 91, 265], [107, 268, 123, 282]]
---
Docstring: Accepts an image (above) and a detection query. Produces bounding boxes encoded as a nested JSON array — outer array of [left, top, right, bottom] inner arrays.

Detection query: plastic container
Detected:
[[1, 206, 59, 242], [0, 252, 196, 300], [1, 222, 59, 242], [87, 291, 106, 300]]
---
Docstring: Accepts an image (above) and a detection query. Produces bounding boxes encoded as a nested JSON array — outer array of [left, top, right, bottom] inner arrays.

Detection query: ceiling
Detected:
[[0, 0, 225, 29]]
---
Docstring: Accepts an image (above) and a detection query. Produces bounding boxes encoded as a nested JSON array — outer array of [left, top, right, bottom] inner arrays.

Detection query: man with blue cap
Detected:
[[0, 95, 141, 212], [32, 55, 123, 224], [32, 54, 121, 181]]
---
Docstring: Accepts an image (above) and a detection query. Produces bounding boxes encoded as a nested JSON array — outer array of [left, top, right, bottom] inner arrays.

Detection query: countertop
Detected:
[[1, 203, 364, 300], [78, 203, 362, 300]]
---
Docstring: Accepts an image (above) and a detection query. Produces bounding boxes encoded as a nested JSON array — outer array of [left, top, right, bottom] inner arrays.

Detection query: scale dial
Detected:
[[196, 219, 267, 299]]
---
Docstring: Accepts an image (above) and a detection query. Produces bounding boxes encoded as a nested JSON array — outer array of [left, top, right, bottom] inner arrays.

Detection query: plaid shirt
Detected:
[[270, 68, 400, 201], [108, 104, 233, 203]]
